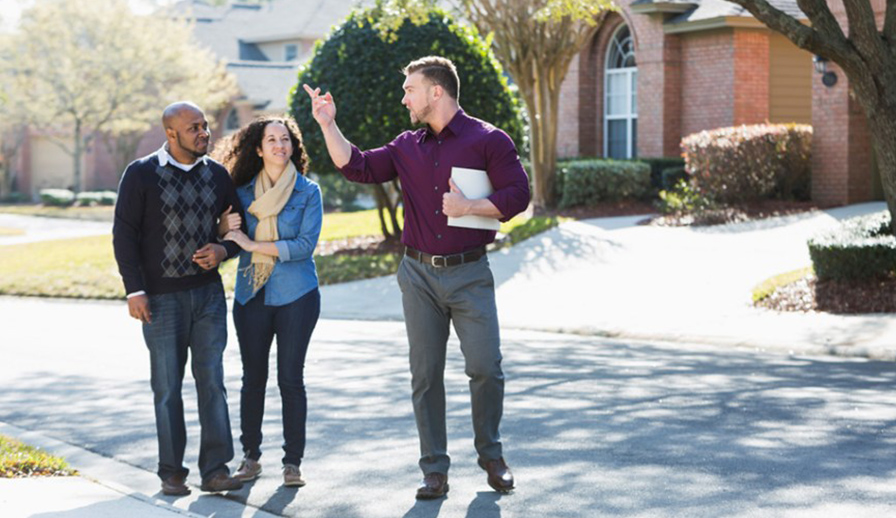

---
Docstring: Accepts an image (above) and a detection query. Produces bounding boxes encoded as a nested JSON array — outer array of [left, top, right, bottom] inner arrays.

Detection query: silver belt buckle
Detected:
[[431, 255, 446, 267]]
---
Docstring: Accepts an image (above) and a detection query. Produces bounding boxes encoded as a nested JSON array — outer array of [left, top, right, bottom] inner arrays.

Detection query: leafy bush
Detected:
[[557, 159, 651, 208], [0, 192, 28, 203], [291, 5, 525, 176], [808, 211, 896, 281], [655, 179, 716, 215], [637, 156, 685, 190], [681, 123, 811, 202], [313, 173, 365, 211], [75, 190, 117, 206], [660, 166, 688, 191], [39, 189, 75, 207]]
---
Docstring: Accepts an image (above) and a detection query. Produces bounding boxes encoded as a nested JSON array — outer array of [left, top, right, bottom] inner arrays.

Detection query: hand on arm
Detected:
[[218, 205, 241, 238], [223, 229, 280, 257], [442, 178, 504, 219], [192, 243, 227, 270], [303, 84, 352, 168]]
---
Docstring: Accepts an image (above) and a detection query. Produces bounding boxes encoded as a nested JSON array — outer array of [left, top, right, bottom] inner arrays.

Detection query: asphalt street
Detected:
[[2, 297, 896, 517]]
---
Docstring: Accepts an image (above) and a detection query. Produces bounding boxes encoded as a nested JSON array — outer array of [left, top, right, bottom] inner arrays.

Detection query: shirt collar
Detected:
[[157, 144, 208, 172], [419, 108, 468, 144]]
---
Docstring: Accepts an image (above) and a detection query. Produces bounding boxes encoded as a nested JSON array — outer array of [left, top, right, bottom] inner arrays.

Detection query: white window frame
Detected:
[[603, 25, 638, 159], [284, 44, 298, 61]]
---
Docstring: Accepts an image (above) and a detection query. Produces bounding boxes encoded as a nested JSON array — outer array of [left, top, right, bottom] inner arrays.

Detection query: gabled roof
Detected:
[[631, 0, 806, 33], [227, 61, 299, 112], [169, 0, 375, 113]]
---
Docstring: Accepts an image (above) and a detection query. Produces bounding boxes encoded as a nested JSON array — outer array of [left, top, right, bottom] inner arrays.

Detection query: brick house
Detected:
[[555, 0, 883, 205], [11, 0, 882, 207]]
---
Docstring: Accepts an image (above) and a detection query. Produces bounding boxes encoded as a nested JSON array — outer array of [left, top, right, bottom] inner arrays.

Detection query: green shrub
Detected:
[[808, 211, 896, 281], [39, 189, 75, 207], [681, 123, 811, 202], [637, 156, 686, 190], [313, 173, 365, 211], [655, 179, 716, 215], [660, 166, 688, 191], [557, 159, 651, 208], [75, 190, 117, 206]]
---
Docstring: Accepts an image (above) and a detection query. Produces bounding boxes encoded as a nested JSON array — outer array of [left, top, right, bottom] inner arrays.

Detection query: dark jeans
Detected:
[[142, 281, 234, 482], [233, 287, 320, 467], [396, 255, 504, 476]]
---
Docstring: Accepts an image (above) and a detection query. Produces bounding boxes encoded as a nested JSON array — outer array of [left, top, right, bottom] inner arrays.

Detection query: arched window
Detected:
[[604, 25, 637, 159]]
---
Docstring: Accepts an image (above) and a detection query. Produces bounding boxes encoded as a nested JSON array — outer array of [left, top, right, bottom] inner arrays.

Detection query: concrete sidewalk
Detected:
[[322, 201, 896, 359]]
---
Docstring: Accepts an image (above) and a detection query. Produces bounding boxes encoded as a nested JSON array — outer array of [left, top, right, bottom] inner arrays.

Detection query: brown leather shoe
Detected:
[[416, 472, 449, 499], [161, 473, 190, 496], [200, 472, 243, 493], [478, 457, 514, 493]]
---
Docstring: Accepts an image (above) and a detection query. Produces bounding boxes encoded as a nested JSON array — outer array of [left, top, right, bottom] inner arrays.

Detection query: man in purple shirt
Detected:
[[304, 55, 529, 498]]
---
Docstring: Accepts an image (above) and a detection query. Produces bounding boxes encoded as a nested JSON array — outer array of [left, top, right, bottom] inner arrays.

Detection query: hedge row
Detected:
[[556, 159, 651, 208], [808, 211, 896, 281], [39, 189, 117, 207], [682, 123, 811, 202]]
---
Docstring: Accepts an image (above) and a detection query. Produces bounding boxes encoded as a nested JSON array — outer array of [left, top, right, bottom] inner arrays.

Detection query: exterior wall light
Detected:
[[813, 55, 838, 87]]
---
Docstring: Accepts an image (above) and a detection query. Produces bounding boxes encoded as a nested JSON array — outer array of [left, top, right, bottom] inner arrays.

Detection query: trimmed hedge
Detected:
[[557, 159, 651, 208], [808, 211, 896, 281], [75, 191, 117, 206], [681, 123, 811, 202], [637, 156, 686, 190], [39, 189, 75, 207]]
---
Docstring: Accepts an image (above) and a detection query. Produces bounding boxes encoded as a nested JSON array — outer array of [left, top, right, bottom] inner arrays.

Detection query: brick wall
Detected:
[[732, 30, 770, 125], [810, 0, 881, 205], [680, 29, 734, 137]]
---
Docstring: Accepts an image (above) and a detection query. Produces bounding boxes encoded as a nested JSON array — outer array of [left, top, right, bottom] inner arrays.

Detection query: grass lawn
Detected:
[[751, 266, 813, 303], [0, 208, 555, 299], [0, 435, 77, 478], [0, 227, 25, 236]]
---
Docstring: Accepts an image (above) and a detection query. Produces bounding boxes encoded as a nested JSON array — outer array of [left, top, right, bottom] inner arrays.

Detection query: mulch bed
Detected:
[[757, 274, 896, 314]]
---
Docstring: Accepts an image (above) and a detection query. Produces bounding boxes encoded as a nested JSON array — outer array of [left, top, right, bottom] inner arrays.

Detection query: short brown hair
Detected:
[[403, 56, 460, 101]]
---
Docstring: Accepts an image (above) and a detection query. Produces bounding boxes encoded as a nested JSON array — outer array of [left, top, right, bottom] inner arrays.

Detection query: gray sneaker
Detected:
[[235, 457, 262, 482], [283, 464, 305, 487]]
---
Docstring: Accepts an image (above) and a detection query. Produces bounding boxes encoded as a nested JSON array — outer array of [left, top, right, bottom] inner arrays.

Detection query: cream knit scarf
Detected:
[[245, 161, 297, 294]]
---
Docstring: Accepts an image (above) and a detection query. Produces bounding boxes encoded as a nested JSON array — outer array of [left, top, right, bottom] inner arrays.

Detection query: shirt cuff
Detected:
[[126, 291, 146, 298], [275, 240, 291, 262]]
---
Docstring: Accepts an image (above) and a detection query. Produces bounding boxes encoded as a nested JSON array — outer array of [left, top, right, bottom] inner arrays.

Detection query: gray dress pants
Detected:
[[397, 254, 505, 475]]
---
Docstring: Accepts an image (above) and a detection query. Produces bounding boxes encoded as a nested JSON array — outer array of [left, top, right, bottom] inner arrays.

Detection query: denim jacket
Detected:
[[233, 173, 322, 306]]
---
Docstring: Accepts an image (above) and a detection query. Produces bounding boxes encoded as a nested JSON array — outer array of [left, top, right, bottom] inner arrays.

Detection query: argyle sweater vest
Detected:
[[113, 152, 241, 295]]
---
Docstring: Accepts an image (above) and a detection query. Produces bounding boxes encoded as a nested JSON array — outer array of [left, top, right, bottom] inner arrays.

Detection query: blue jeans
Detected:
[[142, 281, 234, 482], [233, 287, 320, 466]]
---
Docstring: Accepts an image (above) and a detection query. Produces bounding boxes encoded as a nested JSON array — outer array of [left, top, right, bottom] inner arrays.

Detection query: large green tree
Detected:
[[725, 0, 896, 233], [290, 2, 525, 240], [0, 0, 237, 192]]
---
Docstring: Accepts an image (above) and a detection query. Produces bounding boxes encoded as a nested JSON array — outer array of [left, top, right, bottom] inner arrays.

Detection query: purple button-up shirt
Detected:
[[339, 109, 530, 255]]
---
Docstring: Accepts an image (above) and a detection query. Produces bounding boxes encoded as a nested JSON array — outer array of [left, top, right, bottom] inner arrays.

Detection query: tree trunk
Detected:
[[529, 63, 560, 209], [72, 121, 83, 193], [865, 111, 896, 234], [372, 182, 402, 241]]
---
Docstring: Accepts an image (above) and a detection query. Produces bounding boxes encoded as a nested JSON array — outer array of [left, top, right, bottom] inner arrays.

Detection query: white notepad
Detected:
[[447, 167, 501, 231]]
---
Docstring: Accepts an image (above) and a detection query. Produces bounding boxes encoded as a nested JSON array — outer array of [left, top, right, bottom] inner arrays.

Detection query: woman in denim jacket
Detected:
[[219, 115, 322, 487]]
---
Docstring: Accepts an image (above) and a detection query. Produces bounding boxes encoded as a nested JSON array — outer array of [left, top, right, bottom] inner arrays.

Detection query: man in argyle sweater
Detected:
[[113, 101, 243, 495]]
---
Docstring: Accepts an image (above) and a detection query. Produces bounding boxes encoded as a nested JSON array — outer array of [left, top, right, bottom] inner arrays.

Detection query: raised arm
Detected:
[[303, 84, 352, 168]]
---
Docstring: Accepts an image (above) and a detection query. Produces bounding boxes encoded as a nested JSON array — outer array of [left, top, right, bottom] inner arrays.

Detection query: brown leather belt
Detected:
[[405, 246, 486, 268]]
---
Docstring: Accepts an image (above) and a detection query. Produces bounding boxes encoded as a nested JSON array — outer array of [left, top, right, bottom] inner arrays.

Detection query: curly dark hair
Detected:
[[216, 115, 309, 187]]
